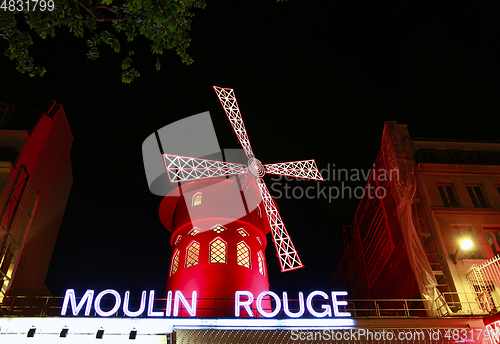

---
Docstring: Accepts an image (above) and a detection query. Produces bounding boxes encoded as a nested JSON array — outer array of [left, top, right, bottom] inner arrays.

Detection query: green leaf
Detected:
[[1, 0, 208, 82]]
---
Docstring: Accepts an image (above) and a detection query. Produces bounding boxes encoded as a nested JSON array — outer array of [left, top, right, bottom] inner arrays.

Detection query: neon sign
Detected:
[[61, 289, 350, 319]]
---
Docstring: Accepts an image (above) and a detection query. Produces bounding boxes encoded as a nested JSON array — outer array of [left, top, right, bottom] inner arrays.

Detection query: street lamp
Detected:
[[452, 239, 473, 264]]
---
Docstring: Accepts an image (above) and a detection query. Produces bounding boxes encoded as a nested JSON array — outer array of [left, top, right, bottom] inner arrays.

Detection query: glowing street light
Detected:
[[460, 239, 473, 250], [452, 239, 473, 264]]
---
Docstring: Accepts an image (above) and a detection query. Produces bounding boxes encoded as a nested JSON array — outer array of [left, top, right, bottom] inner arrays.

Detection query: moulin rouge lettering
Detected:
[[61, 289, 351, 318]]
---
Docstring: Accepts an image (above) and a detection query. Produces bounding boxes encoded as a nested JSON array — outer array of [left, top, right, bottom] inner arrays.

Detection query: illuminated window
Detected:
[[485, 227, 500, 255], [192, 192, 202, 206], [174, 235, 182, 245], [237, 241, 251, 268], [237, 228, 249, 237], [185, 241, 200, 267], [258, 251, 265, 276], [453, 226, 481, 259], [170, 250, 180, 275], [466, 185, 491, 208], [437, 183, 460, 207], [210, 238, 226, 263], [188, 227, 200, 236], [256, 237, 262, 246], [212, 224, 226, 234]]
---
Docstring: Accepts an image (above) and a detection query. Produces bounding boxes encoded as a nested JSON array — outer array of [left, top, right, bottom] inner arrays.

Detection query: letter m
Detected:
[[61, 289, 94, 316]]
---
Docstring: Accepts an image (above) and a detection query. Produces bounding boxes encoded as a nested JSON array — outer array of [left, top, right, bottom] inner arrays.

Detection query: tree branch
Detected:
[[77, 0, 123, 22]]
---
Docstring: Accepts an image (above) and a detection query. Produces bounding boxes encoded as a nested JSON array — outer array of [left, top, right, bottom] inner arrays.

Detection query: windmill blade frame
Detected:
[[264, 160, 324, 181], [213, 86, 255, 159], [163, 154, 248, 182], [256, 178, 304, 272]]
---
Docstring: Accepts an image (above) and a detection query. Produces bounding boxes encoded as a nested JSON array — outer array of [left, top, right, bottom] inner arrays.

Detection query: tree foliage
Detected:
[[0, 0, 206, 82]]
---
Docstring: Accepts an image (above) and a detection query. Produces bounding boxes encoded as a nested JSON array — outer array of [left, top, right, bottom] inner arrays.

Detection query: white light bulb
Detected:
[[461, 239, 473, 250]]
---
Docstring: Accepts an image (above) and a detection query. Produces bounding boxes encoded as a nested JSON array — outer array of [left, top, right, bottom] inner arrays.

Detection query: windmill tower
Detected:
[[142, 87, 323, 317]]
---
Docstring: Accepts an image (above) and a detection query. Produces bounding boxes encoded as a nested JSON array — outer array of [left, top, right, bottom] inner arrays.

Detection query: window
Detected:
[[453, 226, 481, 259], [237, 228, 249, 237], [466, 185, 491, 208], [170, 250, 180, 275], [212, 224, 226, 234], [210, 238, 226, 263], [185, 242, 200, 267], [174, 235, 182, 245], [258, 251, 265, 276], [485, 228, 500, 256], [437, 184, 461, 207], [192, 192, 202, 206], [237, 241, 251, 268], [188, 228, 200, 236], [257, 205, 262, 218]]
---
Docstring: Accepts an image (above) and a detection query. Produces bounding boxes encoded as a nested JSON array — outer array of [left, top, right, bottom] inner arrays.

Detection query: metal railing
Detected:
[[467, 255, 500, 313], [0, 292, 489, 318]]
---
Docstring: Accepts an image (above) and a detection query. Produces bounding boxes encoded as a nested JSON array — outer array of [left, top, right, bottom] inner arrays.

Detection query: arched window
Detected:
[[237, 241, 251, 268], [188, 227, 200, 236], [185, 241, 200, 267], [170, 249, 180, 275], [237, 228, 249, 237], [258, 251, 265, 276], [174, 235, 182, 245], [192, 192, 202, 206], [210, 238, 227, 264]]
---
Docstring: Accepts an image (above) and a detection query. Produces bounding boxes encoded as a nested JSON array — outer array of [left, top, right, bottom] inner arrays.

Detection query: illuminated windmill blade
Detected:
[[264, 160, 324, 181], [256, 178, 303, 272], [163, 154, 247, 182], [213, 86, 255, 159]]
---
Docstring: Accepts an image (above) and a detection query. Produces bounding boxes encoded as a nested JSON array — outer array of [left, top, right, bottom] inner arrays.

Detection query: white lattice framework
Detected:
[[257, 178, 303, 270], [163, 154, 247, 182], [213, 87, 255, 159], [264, 160, 323, 180], [163, 87, 324, 272]]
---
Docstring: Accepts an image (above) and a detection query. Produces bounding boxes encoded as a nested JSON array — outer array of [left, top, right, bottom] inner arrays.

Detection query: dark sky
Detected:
[[1, 1, 500, 297]]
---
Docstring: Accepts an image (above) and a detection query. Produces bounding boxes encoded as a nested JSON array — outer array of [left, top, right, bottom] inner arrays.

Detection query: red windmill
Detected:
[[143, 87, 323, 317]]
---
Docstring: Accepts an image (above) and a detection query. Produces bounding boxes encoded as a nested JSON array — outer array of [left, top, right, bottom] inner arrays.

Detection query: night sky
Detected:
[[1, 1, 500, 298]]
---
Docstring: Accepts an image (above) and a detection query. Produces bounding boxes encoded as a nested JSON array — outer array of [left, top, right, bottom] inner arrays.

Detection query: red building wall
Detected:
[[0, 102, 73, 298]]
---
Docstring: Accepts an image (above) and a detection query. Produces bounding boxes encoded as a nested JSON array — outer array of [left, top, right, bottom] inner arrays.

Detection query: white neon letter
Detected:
[[123, 290, 146, 317], [331, 291, 351, 317], [306, 291, 332, 318], [257, 291, 281, 318], [235, 291, 254, 317], [94, 289, 121, 317], [283, 292, 305, 318], [147, 290, 164, 316], [165, 290, 173, 317], [61, 289, 94, 316], [174, 290, 197, 317]]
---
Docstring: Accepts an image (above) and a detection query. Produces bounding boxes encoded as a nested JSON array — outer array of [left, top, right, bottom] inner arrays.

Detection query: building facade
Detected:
[[335, 121, 500, 319], [0, 102, 73, 308]]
